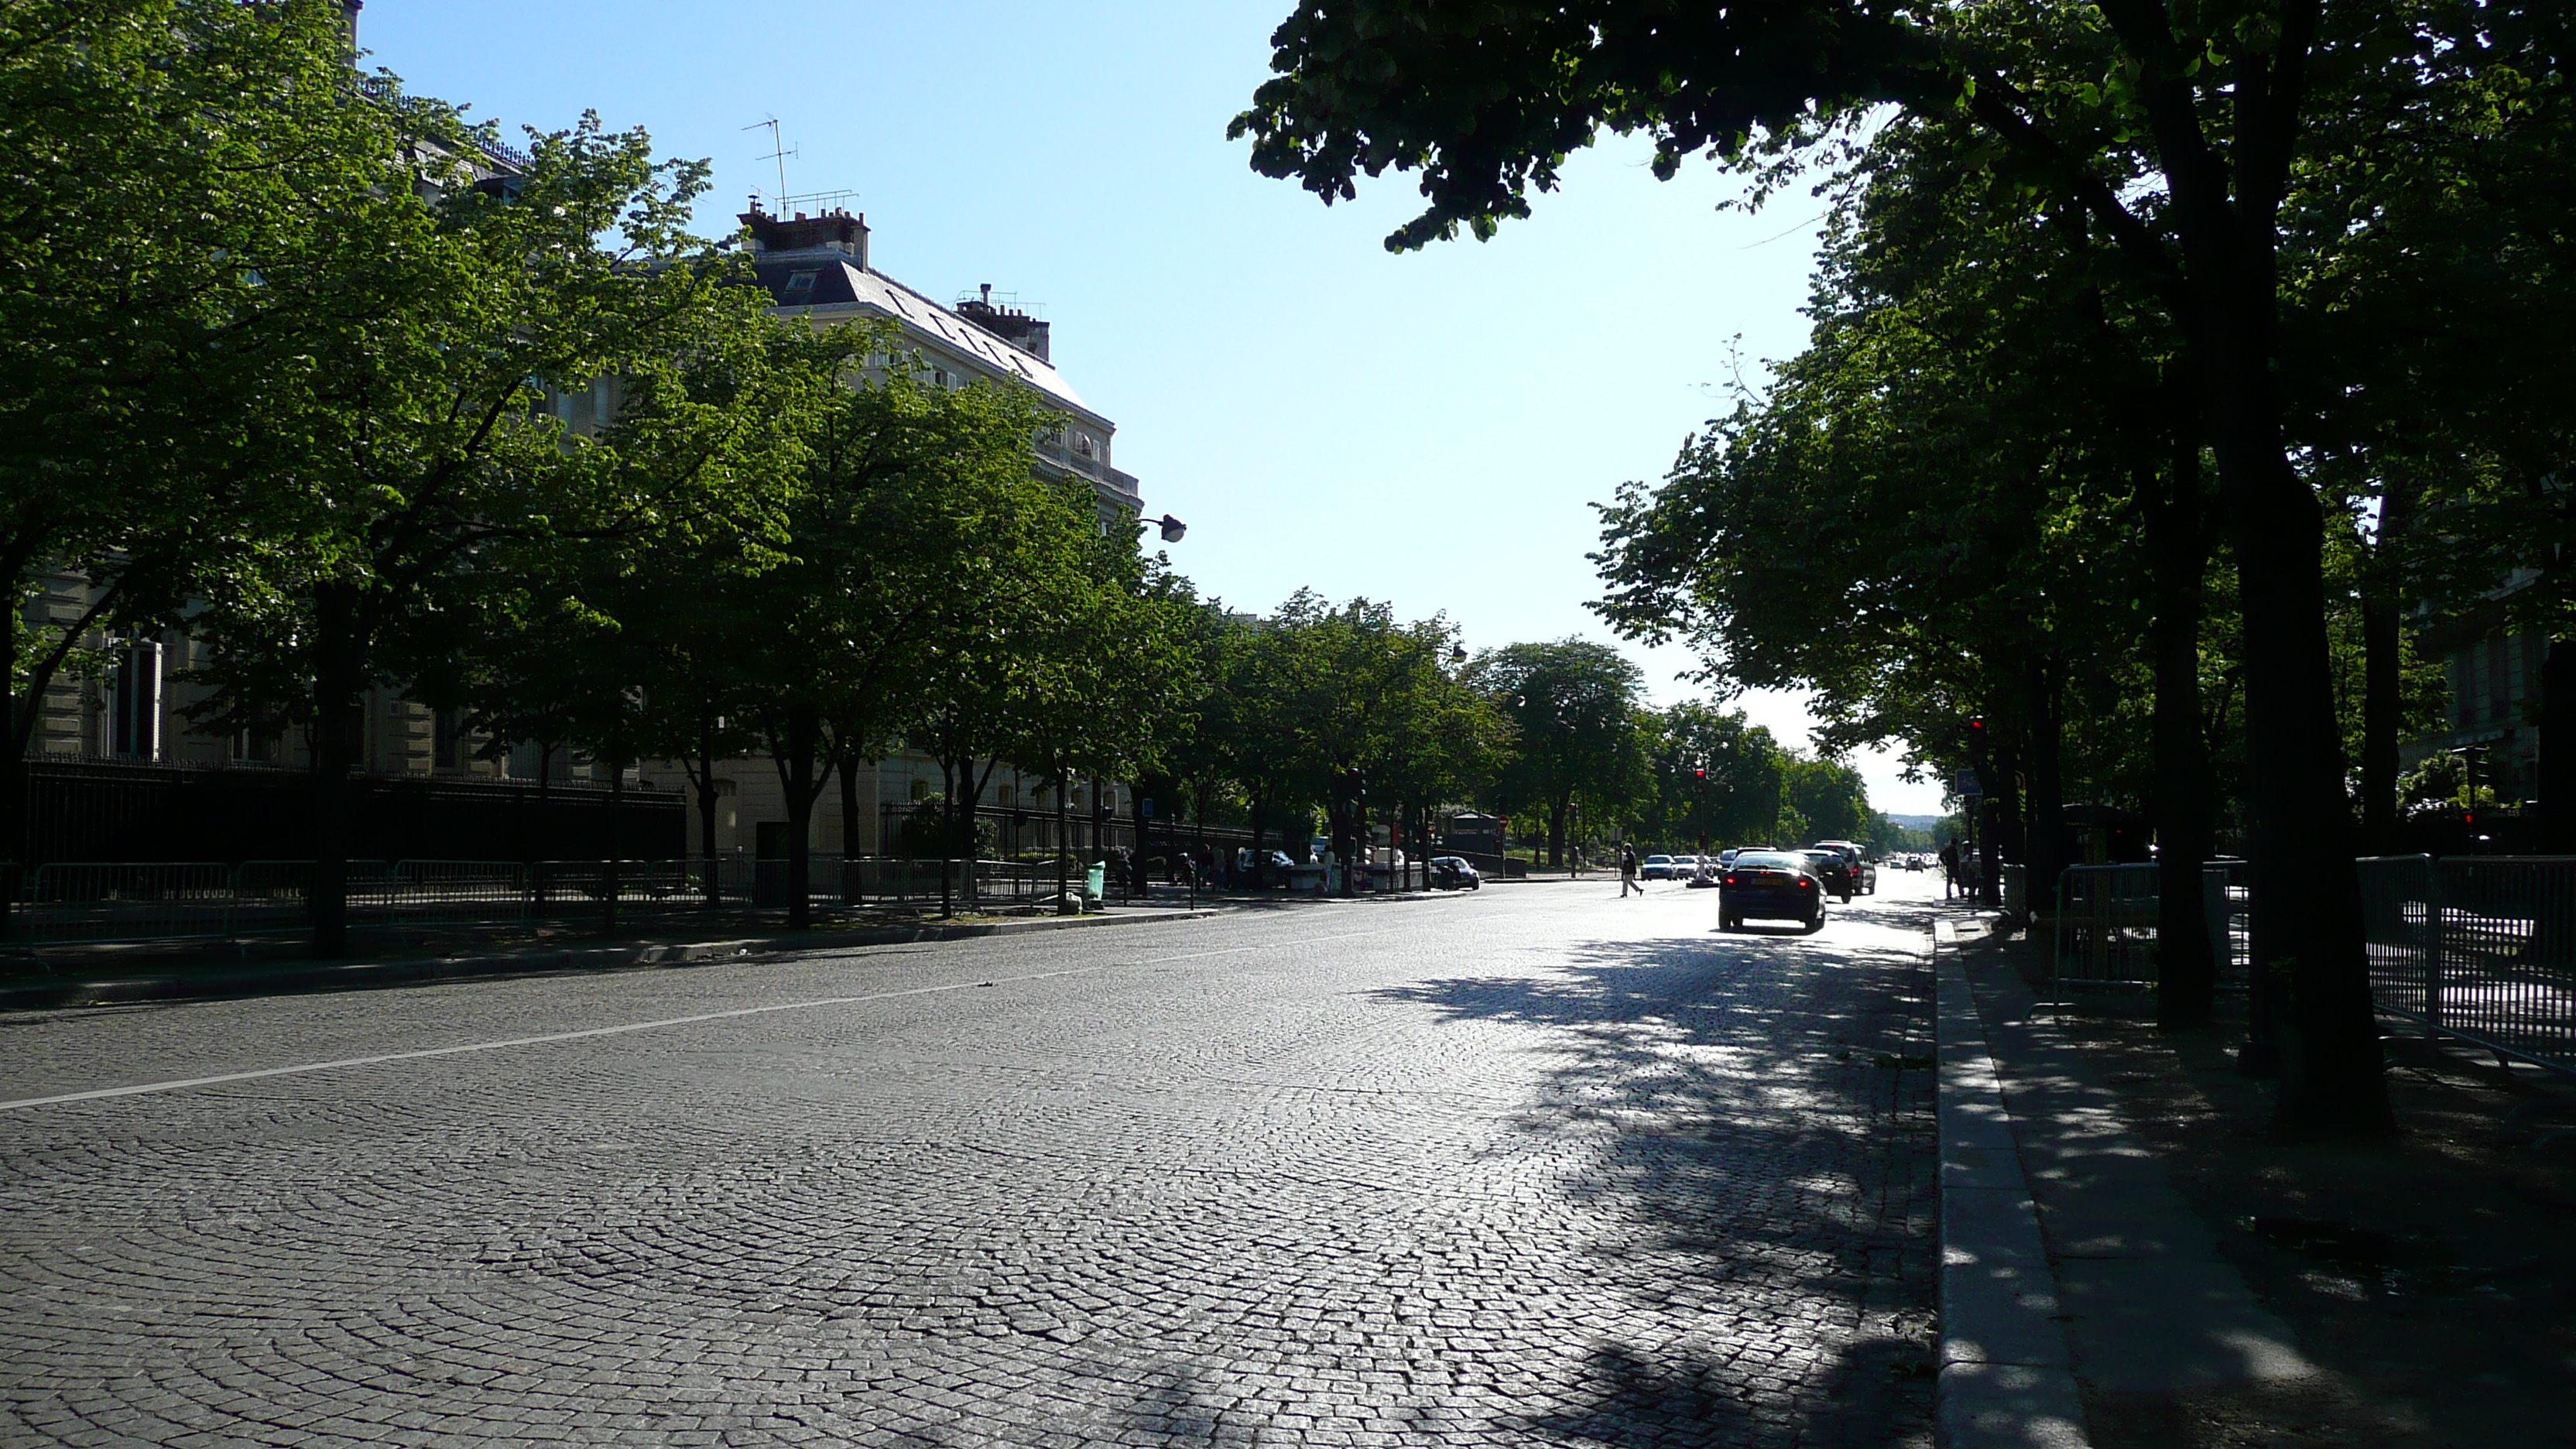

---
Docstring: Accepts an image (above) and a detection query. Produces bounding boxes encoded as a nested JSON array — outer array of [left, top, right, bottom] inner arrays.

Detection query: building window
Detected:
[[999, 783, 1016, 807], [110, 643, 159, 759], [783, 269, 819, 299], [932, 367, 950, 387], [591, 378, 611, 426], [909, 777, 930, 801]]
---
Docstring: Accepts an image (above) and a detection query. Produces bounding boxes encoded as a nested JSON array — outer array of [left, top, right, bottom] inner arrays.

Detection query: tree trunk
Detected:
[[937, 755, 958, 920], [603, 765, 623, 937], [694, 712, 722, 909], [1132, 784, 1151, 899], [1978, 740, 2016, 913], [840, 749, 863, 856], [2023, 656, 2067, 922], [780, 704, 821, 931], [307, 585, 363, 958], [1547, 798, 1567, 870], [2208, 366, 2389, 1139], [1054, 773, 1074, 913], [2360, 471, 2417, 853], [2146, 453, 2218, 1029], [2543, 638, 2576, 855], [1, 621, 24, 938]]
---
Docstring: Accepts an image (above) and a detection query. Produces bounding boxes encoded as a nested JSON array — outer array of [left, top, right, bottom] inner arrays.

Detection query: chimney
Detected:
[[737, 207, 869, 268], [956, 288, 1051, 363]]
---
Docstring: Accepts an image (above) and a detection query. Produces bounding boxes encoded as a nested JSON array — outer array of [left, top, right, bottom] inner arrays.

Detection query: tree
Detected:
[[1636, 702, 1788, 850], [0, 0, 459, 910], [713, 351, 1069, 930], [1227, 0, 2550, 1133], [1472, 640, 1646, 868], [178, 108, 803, 955], [910, 480, 1196, 916], [1591, 110, 2226, 1025]]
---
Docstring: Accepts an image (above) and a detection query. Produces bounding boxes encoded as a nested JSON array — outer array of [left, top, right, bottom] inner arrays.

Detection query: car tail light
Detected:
[[1799, 879, 1814, 889], [1722, 875, 1736, 886]]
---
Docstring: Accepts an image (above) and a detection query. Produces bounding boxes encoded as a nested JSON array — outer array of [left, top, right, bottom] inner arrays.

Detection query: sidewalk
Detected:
[[0, 906, 1219, 1012], [1935, 915, 2314, 1449]]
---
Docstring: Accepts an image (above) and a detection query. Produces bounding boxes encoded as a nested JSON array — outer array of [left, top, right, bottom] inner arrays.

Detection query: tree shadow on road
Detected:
[[1361, 918, 1941, 1447]]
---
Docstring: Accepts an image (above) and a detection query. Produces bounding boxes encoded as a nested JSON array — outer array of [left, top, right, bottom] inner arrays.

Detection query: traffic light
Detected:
[[1693, 767, 1706, 780]]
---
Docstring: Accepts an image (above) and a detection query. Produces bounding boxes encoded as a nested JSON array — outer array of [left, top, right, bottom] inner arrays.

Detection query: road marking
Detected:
[[0, 929, 1389, 1113]]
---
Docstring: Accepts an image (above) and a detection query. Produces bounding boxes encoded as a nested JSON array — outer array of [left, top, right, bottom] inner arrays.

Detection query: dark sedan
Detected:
[[1718, 850, 1826, 933], [1429, 856, 1482, 890]]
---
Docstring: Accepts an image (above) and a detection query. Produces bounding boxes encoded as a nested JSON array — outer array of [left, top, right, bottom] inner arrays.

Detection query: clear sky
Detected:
[[361, 0, 1944, 815]]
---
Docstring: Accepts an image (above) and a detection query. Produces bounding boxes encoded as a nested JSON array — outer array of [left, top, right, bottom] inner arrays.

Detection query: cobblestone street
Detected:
[[0, 879, 1940, 1448]]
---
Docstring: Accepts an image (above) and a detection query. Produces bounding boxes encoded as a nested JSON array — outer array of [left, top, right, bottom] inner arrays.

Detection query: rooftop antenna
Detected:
[[742, 117, 796, 210]]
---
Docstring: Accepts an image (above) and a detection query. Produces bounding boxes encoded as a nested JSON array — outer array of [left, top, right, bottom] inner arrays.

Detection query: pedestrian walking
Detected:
[[1619, 846, 1642, 898], [1938, 838, 1961, 900]]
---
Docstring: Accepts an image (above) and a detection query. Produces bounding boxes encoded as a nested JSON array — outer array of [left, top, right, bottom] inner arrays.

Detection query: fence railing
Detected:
[[1, 855, 1108, 947], [2046, 861, 2250, 994], [2358, 855, 2576, 1074]]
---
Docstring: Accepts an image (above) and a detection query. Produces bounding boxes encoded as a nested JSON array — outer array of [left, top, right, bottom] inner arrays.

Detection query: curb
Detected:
[[0, 909, 1221, 1012], [1934, 916, 2092, 1449]]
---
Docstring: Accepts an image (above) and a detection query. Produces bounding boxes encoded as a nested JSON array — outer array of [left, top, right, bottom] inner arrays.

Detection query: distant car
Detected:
[[1719, 850, 1826, 932], [1810, 841, 1878, 897], [1430, 855, 1482, 890], [1640, 853, 1679, 880]]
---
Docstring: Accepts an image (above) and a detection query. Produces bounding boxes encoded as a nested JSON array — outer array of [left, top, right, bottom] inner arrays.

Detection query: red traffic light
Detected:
[[1694, 768, 1706, 779]]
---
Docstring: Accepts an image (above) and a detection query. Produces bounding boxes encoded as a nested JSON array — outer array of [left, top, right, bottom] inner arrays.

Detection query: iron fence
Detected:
[[2, 855, 1115, 948], [2358, 855, 2576, 1073], [2047, 861, 2249, 995]]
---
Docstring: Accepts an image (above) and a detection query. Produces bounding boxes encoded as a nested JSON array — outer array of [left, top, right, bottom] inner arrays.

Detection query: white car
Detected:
[[1639, 854, 1680, 880]]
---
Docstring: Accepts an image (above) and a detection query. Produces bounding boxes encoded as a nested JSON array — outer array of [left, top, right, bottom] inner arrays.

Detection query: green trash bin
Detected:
[[1084, 862, 1105, 906]]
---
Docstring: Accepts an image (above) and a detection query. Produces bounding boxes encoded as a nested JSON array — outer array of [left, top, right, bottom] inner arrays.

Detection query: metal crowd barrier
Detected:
[[2359, 855, 2576, 1074], [2047, 861, 2249, 995]]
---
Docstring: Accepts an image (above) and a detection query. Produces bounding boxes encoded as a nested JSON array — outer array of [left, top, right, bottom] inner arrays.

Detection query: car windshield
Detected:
[[1732, 852, 1804, 871]]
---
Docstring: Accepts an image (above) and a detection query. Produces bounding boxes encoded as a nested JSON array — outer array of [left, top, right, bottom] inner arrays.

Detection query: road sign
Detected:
[[1954, 772, 1983, 798]]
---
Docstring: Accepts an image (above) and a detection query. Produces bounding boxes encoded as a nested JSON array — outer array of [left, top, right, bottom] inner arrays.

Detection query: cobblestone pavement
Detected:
[[0, 875, 1942, 1448]]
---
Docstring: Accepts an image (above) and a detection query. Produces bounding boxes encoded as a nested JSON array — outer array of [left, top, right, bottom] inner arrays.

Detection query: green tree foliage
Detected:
[[1632, 701, 1788, 850], [1471, 640, 1645, 868], [174, 109, 803, 952], [1228, 0, 2576, 1136], [704, 355, 1101, 930], [1197, 593, 1509, 888], [0, 0, 466, 876]]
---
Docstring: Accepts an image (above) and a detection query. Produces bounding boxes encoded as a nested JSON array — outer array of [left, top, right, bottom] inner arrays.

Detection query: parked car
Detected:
[[1718, 850, 1826, 932], [1234, 848, 1299, 885], [1429, 855, 1482, 890], [1640, 853, 1679, 880]]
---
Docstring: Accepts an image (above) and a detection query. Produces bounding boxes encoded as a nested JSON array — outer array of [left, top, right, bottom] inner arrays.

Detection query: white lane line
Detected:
[[0, 929, 1386, 1113]]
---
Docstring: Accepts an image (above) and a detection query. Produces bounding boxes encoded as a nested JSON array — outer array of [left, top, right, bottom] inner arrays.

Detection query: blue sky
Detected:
[[362, 0, 1941, 814]]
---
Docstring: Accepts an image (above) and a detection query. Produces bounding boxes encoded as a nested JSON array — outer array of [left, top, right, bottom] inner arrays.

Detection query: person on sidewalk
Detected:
[[1938, 838, 1961, 900], [1619, 846, 1642, 897]]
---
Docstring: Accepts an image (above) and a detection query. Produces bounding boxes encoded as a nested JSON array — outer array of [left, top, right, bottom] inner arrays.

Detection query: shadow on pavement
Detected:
[[1364, 917, 1939, 1447]]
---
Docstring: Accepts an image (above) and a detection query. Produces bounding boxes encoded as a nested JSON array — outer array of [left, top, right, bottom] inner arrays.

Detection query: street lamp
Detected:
[[1140, 512, 1187, 543]]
